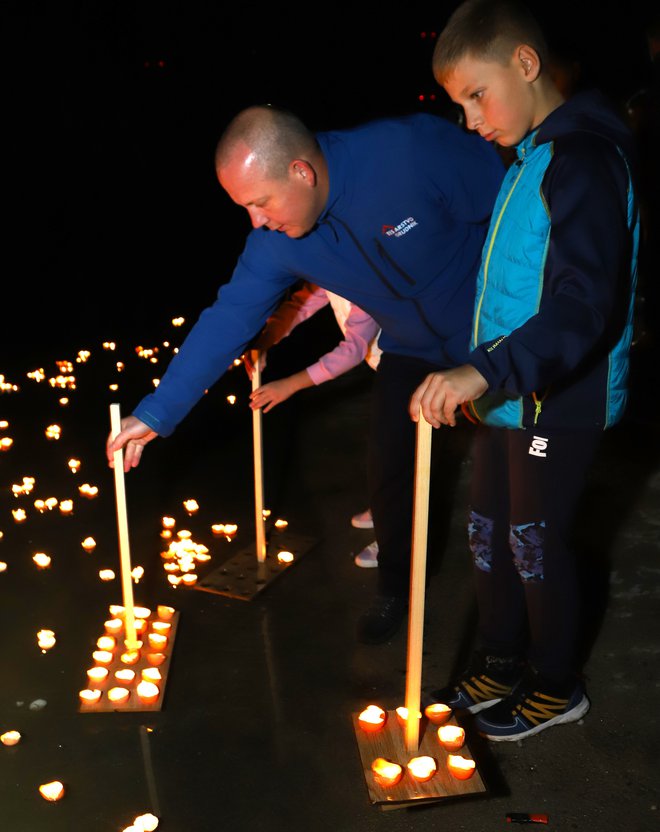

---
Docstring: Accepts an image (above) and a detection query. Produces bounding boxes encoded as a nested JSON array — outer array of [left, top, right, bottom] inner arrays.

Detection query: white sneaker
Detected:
[[351, 509, 374, 529], [354, 540, 379, 568]]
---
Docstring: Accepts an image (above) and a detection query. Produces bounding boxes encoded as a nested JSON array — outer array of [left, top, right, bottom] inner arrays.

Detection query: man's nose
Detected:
[[247, 206, 268, 228]]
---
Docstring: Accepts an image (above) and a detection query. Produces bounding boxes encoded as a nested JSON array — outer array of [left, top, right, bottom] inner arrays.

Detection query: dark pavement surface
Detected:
[[0, 314, 658, 832]]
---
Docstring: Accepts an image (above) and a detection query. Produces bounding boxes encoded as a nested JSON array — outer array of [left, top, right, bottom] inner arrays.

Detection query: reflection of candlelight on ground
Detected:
[[137, 681, 160, 705], [371, 757, 403, 787], [148, 633, 168, 650], [93, 650, 114, 666], [79, 689, 102, 705], [105, 618, 123, 635], [97, 636, 116, 651], [39, 781, 65, 801], [37, 629, 56, 651], [107, 687, 130, 705], [396, 706, 421, 728], [99, 569, 115, 581], [81, 537, 96, 552], [446, 754, 476, 780], [0, 730, 21, 746], [157, 605, 175, 620], [87, 666, 109, 684], [33, 553, 51, 569], [68, 458, 81, 473], [146, 652, 166, 667], [115, 669, 136, 684], [407, 756, 437, 782], [437, 725, 465, 751], [358, 705, 387, 732], [277, 550, 294, 564], [424, 703, 452, 725], [12, 509, 27, 522], [59, 500, 74, 515], [183, 499, 199, 515]]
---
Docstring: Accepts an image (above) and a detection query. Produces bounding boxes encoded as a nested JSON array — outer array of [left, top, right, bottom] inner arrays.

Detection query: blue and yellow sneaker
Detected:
[[475, 666, 590, 741], [425, 650, 525, 714]]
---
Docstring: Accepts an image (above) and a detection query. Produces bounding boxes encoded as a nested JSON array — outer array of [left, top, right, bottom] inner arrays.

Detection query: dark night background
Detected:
[[1, 1, 655, 360]]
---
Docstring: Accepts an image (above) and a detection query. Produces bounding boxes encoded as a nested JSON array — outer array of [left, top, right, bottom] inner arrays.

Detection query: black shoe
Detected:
[[426, 650, 525, 713], [357, 595, 408, 644]]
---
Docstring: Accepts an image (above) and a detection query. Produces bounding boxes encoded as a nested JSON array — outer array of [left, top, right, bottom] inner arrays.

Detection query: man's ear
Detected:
[[290, 159, 317, 186], [518, 44, 541, 81]]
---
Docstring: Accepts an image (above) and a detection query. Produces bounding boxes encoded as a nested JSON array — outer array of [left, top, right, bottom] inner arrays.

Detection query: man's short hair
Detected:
[[215, 104, 319, 180], [433, 0, 548, 82]]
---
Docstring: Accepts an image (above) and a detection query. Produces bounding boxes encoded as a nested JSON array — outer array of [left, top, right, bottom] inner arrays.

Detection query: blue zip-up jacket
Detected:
[[134, 113, 505, 437], [466, 90, 639, 431]]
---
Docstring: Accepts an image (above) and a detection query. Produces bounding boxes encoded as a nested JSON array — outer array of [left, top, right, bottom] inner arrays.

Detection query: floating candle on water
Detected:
[[92, 650, 113, 666], [39, 780, 65, 801], [407, 756, 437, 782], [79, 689, 102, 705], [137, 681, 160, 705], [87, 666, 109, 684], [358, 705, 387, 732], [424, 703, 452, 725], [33, 553, 51, 569], [107, 687, 130, 705], [277, 550, 294, 564], [371, 757, 403, 787], [438, 724, 465, 751], [1, 730, 21, 746], [446, 754, 476, 780], [81, 536, 96, 552]]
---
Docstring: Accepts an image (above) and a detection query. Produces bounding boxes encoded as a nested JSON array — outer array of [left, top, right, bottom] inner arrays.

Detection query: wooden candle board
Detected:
[[194, 528, 317, 601], [78, 606, 179, 713], [353, 712, 486, 808]]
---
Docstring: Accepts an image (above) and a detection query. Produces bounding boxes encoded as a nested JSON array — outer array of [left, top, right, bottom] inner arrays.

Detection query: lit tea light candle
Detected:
[[115, 669, 136, 684], [274, 518, 288, 529], [92, 650, 114, 666], [183, 499, 199, 515], [134, 606, 152, 619], [12, 509, 27, 522], [211, 523, 225, 536], [223, 523, 238, 538], [395, 706, 421, 728], [79, 689, 102, 705], [59, 397, 68, 405], [68, 458, 81, 473], [97, 635, 116, 651], [157, 605, 175, 621], [358, 705, 387, 732], [39, 781, 65, 801], [109, 604, 125, 617], [59, 500, 74, 515], [134, 619, 148, 636], [163, 563, 179, 574], [37, 629, 56, 651], [0, 437, 13, 451], [148, 633, 167, 650], [167, 575, 182, 587], [146, 652, 166, 667], [141, 667, 162, 683], [424, 703, 452, 726], [151, 621, 171, 635], [121, 650, 140, 666], [437, 725, 465, 751], [277, 550, 294, 564], [181, 573, 197, 586], [99, 569, 115, 581], [407, 756, 437, 782], [33, 553, 52, 569], [87, 666, 109, 684], [0, 562, 7, 572], [133, 813, 159, 831], [107, 687, 130, 705], [1, 730, 21, 746], [137, 681, 160, 705], [81, 536, 96, 552], [105, 618, 123, 635], [371, 757, 403, 788], [446, 754, 476, 780]]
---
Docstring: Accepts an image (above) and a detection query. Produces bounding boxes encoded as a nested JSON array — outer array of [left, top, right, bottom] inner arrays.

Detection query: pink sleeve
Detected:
[[306, 304, 381, 385], [259, 283, 330, 345]]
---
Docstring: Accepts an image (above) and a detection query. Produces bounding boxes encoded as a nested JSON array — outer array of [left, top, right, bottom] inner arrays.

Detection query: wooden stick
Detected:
[[109, 403, 139, 650], [251, 356, 267, 563], [404, 415, 433, 752]]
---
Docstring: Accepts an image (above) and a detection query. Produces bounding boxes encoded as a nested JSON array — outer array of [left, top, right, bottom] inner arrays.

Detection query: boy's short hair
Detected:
[[433, 0, 548, 82]]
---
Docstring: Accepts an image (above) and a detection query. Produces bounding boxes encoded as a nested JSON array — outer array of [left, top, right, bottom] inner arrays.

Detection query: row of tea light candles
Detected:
[[358, 704, 476, 784], [79, 604, 175, 707]]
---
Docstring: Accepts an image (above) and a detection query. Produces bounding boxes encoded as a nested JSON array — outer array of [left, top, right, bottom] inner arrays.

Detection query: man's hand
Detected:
[[106, 416, 158, 472], [409, 365, 488, 427]]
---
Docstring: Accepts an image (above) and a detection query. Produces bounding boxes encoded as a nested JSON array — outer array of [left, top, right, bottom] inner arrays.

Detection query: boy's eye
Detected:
[[471, 90, 484, 100]]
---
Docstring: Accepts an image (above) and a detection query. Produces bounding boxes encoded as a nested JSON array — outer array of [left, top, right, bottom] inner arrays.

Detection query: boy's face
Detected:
[[438, 51, 537, 147]]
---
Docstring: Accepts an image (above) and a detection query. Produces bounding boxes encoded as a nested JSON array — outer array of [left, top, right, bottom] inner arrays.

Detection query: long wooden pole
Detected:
[[109, 403, 139, 650], [404, 415, 433, 752], [251, 356, 267, 563]]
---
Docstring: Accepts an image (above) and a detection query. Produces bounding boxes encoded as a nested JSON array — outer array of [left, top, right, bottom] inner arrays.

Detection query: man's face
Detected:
[[439, 53, 537, 147], [218, 144, 321, 238]]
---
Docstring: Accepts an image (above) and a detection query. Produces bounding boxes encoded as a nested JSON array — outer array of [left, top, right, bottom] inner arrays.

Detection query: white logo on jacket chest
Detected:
[[528, 435, 549, 458], [382, 217, 418, 238]]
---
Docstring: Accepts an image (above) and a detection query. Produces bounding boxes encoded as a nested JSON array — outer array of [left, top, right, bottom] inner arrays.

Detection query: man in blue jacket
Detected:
[[107, 104, 505, 643]]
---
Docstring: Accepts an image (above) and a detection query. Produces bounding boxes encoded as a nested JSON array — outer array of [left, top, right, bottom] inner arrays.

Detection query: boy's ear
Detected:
[[518, 45, 541, 81]]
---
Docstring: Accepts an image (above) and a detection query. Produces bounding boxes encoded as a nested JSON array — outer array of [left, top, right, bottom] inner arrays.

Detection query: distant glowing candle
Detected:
[[274, 518, 288, 529], [59, 500, 74, 515], [12, 509, 26, 522], [446, 754, 476, 780], [407, 756, 437, 782], [37, 629, 56, 651], [99, 569, 115, 581], [68, 458, 81, 473], [39, 781, 65, 801], [277, 550, 294, 564], [79, 689, 102, 705], [424, 703, 452, 726], [437, 725, 465, 751], [0, 562, 6, 573], [81, 536, 96, 552], [133, 813, 159, 831], [162, 516, 175, 529], [1, 730, 21, 746], [371, 757, 403, 787], [107, 687, 130, 705], [183, 499, 199, 515], [137, 681, 160, 705], [358, 705, 387, 732]]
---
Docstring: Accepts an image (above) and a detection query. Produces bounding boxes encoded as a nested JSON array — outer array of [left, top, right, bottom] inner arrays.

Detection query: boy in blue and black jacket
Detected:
[[411, 0, 639, 740]]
